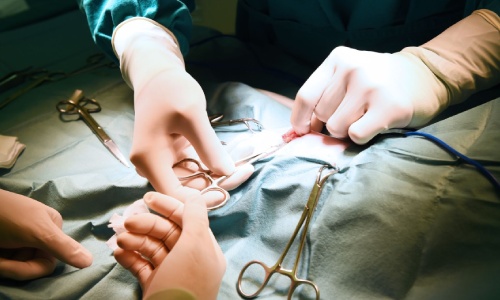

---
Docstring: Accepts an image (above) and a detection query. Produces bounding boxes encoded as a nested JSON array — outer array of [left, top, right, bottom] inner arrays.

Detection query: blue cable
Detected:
[[189, 35, 499, 191], [404, 131, 500, 191]]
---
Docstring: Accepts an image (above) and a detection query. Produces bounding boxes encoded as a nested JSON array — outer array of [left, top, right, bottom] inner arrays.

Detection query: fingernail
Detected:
[[143, 192, 154, 204], [78, 248, 94, 268]]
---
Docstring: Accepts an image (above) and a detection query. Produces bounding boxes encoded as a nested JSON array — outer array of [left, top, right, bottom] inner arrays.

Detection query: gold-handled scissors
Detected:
[[237, 164, 338, 299], [173, 142, 286, 210], [56, 89, 129, 167], [174, 158, 230, 210]]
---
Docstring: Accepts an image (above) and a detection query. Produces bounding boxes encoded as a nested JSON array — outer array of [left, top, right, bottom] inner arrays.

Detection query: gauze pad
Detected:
[[0, 135, 25, 169]]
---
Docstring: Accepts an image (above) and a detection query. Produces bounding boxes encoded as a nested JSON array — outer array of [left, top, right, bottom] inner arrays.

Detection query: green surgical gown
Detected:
[[77, 0, 499, 66]]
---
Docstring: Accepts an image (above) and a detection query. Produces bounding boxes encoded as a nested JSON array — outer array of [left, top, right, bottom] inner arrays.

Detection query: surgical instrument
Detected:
[[0, 66, 34, 93], [237, 164, 338, 300], [56, 89, 129, 167], [0, 54, 116, 110], [174, 142, 286, 210], [68, 53, 117, 77], [209, 114, 264, 133], [174, 157, 230, 210], [0, 70, 66, 110]]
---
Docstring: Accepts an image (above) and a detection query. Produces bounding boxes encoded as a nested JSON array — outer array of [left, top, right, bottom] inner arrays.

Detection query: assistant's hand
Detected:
[[114, 192, 225, 300], [112, 19, 235, 200], [291, 46, 448, 144], [0, 189, 93, 280]]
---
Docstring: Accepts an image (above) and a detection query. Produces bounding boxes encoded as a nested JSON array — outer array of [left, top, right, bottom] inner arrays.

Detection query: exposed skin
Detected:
[[0, 189, 93, 280], [113, 192, 225, 300]]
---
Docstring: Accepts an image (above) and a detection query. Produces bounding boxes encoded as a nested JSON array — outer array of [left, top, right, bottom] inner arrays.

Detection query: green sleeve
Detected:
[[146, 288, 197, 300], [76, 0, 195, 62]]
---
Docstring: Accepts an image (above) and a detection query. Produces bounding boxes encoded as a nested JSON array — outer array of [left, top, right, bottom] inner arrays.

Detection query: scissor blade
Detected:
[[235, 142, 286, 166], [104, 140, 130, 168]]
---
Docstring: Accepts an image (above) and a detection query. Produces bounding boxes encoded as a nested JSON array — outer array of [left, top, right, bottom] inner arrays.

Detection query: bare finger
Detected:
[[124, 213, 181, 250], [0, 249, 55, 281], [116, 232, 168, 267], [114, 248, 153, 289], [143, 192, 185, 226]]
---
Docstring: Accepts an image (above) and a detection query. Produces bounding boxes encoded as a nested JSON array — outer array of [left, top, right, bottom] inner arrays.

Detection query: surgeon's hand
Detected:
[[113, 19, 235, 200], [292, 10, 500, 145], [0, 189, 93, 280], [291, 46, 448, 144], [114, 192, 225, 300]]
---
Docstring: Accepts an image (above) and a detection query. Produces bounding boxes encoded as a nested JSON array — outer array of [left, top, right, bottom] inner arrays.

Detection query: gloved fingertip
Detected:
[[219, 163, 255, 191], [325, 123, 348, 140], [291, 123, 310, 136], [209, 156, 236, 176], [348, 123, 378, 145]]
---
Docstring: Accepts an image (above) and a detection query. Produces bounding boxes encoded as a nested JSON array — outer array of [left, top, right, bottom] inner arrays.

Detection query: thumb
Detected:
[[182, 196, 209, 235], [35, 222, 93, 269]]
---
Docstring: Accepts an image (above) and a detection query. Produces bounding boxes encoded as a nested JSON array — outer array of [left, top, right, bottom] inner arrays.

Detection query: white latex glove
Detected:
[[112, 18, 235, 200], [292, 9, 500, 145], [113, 192, 225, 300], [0, 189, 93, 280]]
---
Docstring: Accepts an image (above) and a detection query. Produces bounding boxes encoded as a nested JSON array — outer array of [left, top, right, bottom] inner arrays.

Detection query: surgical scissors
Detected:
[[56, 89, 129, 167], [174, 157, 230, 210], [237, 164, 338, 300], [174, 142, 286, 210]]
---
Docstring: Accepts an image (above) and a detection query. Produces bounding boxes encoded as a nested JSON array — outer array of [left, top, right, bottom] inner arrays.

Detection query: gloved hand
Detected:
[[112, 18, 236, 200], [292, 9, 500, 144], [0, 189, 93, 280], [114, 192, 225, 300]]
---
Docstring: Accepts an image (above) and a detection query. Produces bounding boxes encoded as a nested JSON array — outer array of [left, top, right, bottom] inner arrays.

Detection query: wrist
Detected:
[[112, 18, 185, 89], [394, 51, 450, 126], [401, 9, 500, 105]]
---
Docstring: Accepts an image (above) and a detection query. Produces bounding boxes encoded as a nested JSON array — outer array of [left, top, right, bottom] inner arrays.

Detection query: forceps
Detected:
[[68, 53, 117, 76], [209, 114, 264, 133], [0, 54, 116, 110], [0, 70, 66, 110], [56, 89, 129, 167], [0, 66, 34, 93], [237, 164, 339, 300]]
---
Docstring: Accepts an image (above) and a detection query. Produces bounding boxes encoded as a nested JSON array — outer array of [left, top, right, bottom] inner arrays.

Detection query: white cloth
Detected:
[[0, 135, 25, 169], [106, 199, 150, 251]]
